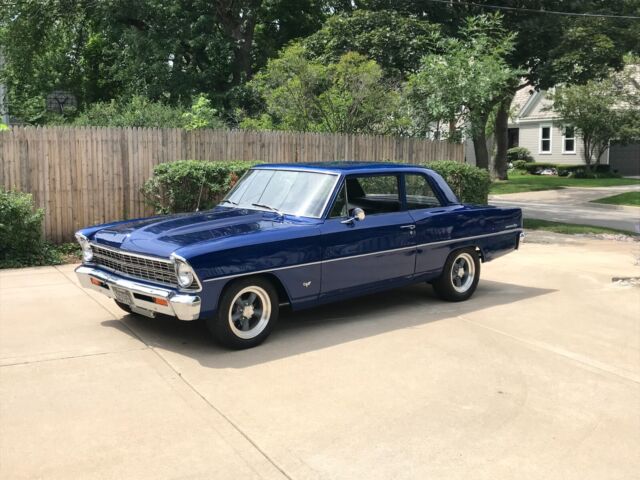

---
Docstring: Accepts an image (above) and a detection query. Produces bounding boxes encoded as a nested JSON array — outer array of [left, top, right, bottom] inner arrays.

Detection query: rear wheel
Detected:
[[208, 277, 279, 349], [432, 249, 480, 302]]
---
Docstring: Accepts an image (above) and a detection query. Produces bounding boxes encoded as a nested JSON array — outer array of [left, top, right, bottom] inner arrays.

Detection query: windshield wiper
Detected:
[[251, 203, 283, 216], [219, 199, 238, 206]]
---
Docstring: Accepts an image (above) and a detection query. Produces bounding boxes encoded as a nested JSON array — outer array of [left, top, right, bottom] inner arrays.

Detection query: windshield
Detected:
[[222, 169, 339, 218]]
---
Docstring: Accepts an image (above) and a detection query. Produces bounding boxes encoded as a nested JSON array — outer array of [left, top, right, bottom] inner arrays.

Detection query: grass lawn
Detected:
[[523, 219, 637, 237], [591, 191, 640, 207], [491, 172, 640, 195]]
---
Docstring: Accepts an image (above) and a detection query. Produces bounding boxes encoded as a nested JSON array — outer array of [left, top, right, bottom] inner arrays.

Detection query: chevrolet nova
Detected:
[[75, 163, 523, 348]]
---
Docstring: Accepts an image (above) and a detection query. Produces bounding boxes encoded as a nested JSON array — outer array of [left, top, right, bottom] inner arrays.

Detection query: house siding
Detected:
[[511, 122, 608, 165]]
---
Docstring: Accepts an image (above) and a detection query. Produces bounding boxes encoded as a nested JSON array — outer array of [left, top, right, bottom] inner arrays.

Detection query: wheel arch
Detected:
[[219, 273, 292, 308]]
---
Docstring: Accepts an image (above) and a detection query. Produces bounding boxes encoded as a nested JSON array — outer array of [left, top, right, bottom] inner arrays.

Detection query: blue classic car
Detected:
[[75, 162, 522, 348]]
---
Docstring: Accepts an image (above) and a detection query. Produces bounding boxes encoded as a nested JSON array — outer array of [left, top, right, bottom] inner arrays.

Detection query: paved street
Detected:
[[1, 235, 639, 479], [490, 185, 640, 233]]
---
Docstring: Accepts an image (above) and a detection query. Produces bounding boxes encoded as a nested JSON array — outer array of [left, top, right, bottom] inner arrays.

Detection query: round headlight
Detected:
[[75, 233, 93, 262], [176, 261, 194, 288], [82, 247, 93, 262]]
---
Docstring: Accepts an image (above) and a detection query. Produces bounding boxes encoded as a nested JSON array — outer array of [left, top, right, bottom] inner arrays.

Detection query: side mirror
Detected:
[[341, 207, 365, 224]]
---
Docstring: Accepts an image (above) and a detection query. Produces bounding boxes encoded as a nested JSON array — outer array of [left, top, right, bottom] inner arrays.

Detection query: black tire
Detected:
[[208, 277, 279, 349], [114, 300, 133, 314], [432, 248, 481, 302]]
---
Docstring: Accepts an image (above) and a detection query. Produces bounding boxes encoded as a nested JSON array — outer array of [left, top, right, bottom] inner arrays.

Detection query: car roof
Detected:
[[253, 161, 429, 175]]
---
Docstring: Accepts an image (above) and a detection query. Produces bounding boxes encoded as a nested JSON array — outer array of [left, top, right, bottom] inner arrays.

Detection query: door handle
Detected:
[[400, 225, 416, 230]]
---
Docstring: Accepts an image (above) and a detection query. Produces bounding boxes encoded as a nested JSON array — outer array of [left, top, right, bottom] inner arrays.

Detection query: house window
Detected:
[[563, 127, 576, 154], [539, 125, 552, 153]]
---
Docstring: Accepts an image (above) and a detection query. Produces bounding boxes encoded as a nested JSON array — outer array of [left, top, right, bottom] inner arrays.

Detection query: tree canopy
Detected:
[[1, 0, 639, 176], [550, 64, 640, 168], [241, 45, 402, 134]]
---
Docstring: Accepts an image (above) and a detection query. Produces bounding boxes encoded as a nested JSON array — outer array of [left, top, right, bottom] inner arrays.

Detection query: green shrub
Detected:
[[426, 161, 491, 205], [511, 159, 529, 171], [523, 163, 617, 178], [73, 95, 226, 129], [0, 189, 64, 268], [523, 162, 558, 174], [507, 147, 534, 163], [142, 160, 257, 214]]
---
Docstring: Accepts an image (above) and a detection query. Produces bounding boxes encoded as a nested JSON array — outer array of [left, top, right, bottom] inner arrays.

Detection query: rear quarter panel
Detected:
[[410, 204, 522, 278]]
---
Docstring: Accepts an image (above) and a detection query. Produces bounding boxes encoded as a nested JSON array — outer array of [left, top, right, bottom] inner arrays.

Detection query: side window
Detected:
[[329, 183, 347, 218], [346, 175, 400, 215], [405, 174, 442, 209]]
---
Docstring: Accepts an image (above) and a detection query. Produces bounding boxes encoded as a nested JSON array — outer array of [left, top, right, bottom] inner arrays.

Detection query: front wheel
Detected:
[[208, 277, 279, 349], [432, 249, 481, 302]]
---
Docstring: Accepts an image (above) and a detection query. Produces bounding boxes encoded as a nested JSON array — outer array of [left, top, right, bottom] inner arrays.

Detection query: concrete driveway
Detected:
[[1, 236, 639, 479], [490, 185, 640, 233]]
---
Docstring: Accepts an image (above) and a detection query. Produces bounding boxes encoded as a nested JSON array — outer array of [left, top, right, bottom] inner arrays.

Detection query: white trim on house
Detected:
[[518, 90, 542, 117], [513, 116, 562, 124], [561, 126, 576, 154], [539, 124, 552, 154]]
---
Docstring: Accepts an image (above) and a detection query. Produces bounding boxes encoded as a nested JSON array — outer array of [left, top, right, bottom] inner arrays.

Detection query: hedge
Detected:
[[143, 159, 491, 215], [425, 161, 491, 205], [0, 189, 69, 268], [507, 147, 534, 163], [522, 162, 614, 177], [142, 160, 256, 214]]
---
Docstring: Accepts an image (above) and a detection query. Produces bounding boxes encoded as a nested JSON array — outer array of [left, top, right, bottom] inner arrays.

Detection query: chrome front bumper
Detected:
[[75, 265, 201, 321]]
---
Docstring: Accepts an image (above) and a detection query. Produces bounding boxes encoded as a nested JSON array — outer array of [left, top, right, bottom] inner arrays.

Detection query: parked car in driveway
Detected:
[[75, 162, 523, 348]]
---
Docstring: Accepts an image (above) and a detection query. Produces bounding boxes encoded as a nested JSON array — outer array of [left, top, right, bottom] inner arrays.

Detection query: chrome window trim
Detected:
[[203, 228, 523, 283]]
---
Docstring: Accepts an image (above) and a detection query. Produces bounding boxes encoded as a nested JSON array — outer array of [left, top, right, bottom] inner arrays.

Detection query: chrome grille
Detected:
[[91, 244, 177, 287]]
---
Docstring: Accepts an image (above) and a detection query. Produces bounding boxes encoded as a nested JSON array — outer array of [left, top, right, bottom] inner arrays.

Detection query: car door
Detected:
[[404, 172, 461, 276], [319, 174, 417, 299]]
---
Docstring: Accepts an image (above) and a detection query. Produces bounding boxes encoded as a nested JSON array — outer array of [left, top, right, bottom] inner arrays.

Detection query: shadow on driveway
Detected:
[[102, 280, 554, 368]]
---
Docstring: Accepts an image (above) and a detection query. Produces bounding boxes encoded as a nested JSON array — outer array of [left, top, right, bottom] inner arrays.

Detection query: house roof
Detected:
[[511, 64, 640, 124]]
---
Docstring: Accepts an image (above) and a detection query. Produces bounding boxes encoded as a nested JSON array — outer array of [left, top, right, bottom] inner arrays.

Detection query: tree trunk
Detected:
[[582, 137, 593, 172], [471, 113, 490, 170], [492, 93, 513, 180], [215, 0, 261, 86]]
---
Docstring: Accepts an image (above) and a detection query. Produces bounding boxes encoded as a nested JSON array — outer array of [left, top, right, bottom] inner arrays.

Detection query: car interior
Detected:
[[330, 174, 442, 217]]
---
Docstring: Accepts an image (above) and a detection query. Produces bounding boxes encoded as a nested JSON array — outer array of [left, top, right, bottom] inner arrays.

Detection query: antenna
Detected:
[[195, 177, 206, 212]]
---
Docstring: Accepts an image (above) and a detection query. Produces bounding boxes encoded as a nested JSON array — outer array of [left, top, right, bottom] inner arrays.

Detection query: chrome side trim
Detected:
[[203, 228, 522, 283], [416, 228, 523, 248], [323, 245, 415, 264]]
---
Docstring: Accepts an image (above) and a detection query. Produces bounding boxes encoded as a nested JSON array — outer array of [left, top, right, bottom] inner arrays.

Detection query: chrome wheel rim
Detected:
[[228, 286, 271, 339], [451, 253, 475, 293]]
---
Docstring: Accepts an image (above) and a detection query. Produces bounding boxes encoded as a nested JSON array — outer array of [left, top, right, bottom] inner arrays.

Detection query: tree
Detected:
[[550, 66, 640, 169], [405, 15, 521, 169], [70, 95, 225, 128], [303, 10, 441, 81], [0, 0, 334, 122], [241, 44, 402, 134], [351, 1, 640, 178]]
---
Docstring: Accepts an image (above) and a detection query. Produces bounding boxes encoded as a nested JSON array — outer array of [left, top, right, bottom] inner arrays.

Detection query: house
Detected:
[[506, 86, 604, 165], [465, 72, 639, 176]]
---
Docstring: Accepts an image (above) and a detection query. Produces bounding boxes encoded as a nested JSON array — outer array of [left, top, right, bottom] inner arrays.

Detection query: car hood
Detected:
[[91, 207, 312, 258]]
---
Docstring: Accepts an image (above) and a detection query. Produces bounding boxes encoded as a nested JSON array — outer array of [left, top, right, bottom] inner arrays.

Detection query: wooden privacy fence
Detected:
[[0, 126, 464, 242]]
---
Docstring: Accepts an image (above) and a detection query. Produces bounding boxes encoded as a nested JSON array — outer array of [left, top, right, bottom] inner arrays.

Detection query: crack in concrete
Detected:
[[458, 316, 640, 385], [0, 347, 149, 368], [56, 265, 292, 479]]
